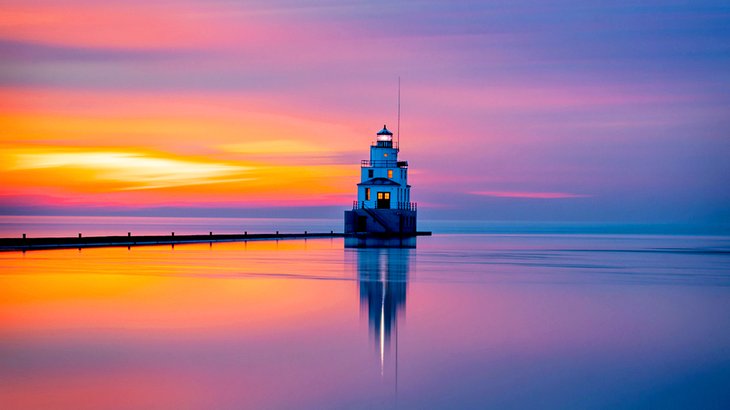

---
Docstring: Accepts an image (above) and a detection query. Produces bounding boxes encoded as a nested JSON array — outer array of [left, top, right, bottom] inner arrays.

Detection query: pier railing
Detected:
[[352, 201, 417, 211]]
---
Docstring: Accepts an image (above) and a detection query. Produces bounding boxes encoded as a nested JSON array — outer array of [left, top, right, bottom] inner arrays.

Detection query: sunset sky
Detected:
[[1, 0, 728, 223]]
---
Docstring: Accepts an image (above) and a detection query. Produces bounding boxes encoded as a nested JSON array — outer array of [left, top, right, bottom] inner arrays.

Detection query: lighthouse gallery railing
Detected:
[[353, 201, 417, 211], [360, 160, 408, 168]]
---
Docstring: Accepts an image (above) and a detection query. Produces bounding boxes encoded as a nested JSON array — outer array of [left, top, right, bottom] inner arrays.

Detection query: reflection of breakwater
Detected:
[[357, 248, 410, 370]]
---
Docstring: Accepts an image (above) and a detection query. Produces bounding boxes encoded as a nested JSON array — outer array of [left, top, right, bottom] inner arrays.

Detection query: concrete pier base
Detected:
[[344, 209, 417, 234]]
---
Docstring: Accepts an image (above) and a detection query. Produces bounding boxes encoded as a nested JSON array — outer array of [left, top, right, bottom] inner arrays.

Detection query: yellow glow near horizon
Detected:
[[0, 143, 354, 206], [0, 84, 364, 207], [8, 149, 251, 190], [0, 80, 369, 208]]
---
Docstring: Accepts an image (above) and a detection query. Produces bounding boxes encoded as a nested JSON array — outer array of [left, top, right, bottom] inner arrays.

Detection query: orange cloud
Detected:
[[0, 88, 361, 155], [0, 145, 355, 207], [0, 82, 371, 209], [9, 149, 251, 190]]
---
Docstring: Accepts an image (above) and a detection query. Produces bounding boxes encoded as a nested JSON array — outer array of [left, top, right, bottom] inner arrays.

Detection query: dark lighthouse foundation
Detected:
[[344, 205, 417, 235], [343, 207, 425, 248]]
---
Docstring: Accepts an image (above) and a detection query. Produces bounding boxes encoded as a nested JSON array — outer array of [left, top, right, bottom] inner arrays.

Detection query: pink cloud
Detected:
[[0, 1, 277, 51], [470, 191, 590, 199]]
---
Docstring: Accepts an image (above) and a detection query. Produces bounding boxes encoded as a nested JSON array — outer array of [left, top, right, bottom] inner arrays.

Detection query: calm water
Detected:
[[1, 228, 730, 408]]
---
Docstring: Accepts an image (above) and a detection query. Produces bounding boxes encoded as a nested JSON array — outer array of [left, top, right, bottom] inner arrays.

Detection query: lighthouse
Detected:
[[344, 125, 417, 235]]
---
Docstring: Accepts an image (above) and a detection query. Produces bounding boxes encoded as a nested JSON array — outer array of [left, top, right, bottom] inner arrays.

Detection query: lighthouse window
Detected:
[[365, 188, 370, 200], [387, 169, 393, 179], [368, 169, 374, 178]]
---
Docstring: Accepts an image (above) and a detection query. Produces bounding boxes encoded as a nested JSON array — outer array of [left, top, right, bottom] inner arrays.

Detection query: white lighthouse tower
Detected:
[[344, 125, 417, 235]]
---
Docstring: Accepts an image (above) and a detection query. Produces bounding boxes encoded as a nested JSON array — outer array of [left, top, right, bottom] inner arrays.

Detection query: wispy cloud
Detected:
[[9, 149, 251, 190], [470, 191, 590, 199], [0, 39, 194, 62], [0, 145, 355, 206]]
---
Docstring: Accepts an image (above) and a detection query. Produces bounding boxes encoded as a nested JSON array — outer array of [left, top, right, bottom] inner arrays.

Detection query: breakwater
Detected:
[[0, 231, 431, 251]]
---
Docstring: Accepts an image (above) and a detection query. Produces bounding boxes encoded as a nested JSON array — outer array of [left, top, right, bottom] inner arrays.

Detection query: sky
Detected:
[[1, 0, 729, 224]]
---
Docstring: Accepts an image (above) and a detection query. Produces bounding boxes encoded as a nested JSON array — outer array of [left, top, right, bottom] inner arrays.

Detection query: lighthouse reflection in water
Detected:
[[356, 247, 410, 376]]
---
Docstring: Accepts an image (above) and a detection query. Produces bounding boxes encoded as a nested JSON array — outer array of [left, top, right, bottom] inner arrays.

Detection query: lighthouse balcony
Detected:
[[361, 160, 408, 168], [372, 142, 399, 150], [353, 201, 417, 211]]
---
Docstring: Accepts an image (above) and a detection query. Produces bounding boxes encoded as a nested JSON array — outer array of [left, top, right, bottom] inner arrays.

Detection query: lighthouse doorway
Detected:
[[377, 192, 391, 209]]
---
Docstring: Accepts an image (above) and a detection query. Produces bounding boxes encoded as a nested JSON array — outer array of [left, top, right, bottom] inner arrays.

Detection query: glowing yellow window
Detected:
[[365, 188, 370, 200], [387, 169, 393, 179]]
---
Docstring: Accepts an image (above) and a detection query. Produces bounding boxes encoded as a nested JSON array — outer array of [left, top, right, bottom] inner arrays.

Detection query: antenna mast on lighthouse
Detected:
[[397, 76, 401, 150]]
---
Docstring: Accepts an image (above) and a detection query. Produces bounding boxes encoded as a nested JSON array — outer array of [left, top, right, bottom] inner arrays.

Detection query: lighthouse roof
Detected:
[[377, 125, 393, 136], [357, 177, 401, 186]]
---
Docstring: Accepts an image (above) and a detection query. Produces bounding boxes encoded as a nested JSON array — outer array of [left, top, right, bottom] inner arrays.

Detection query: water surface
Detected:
[[1, 234, 729, 409]]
